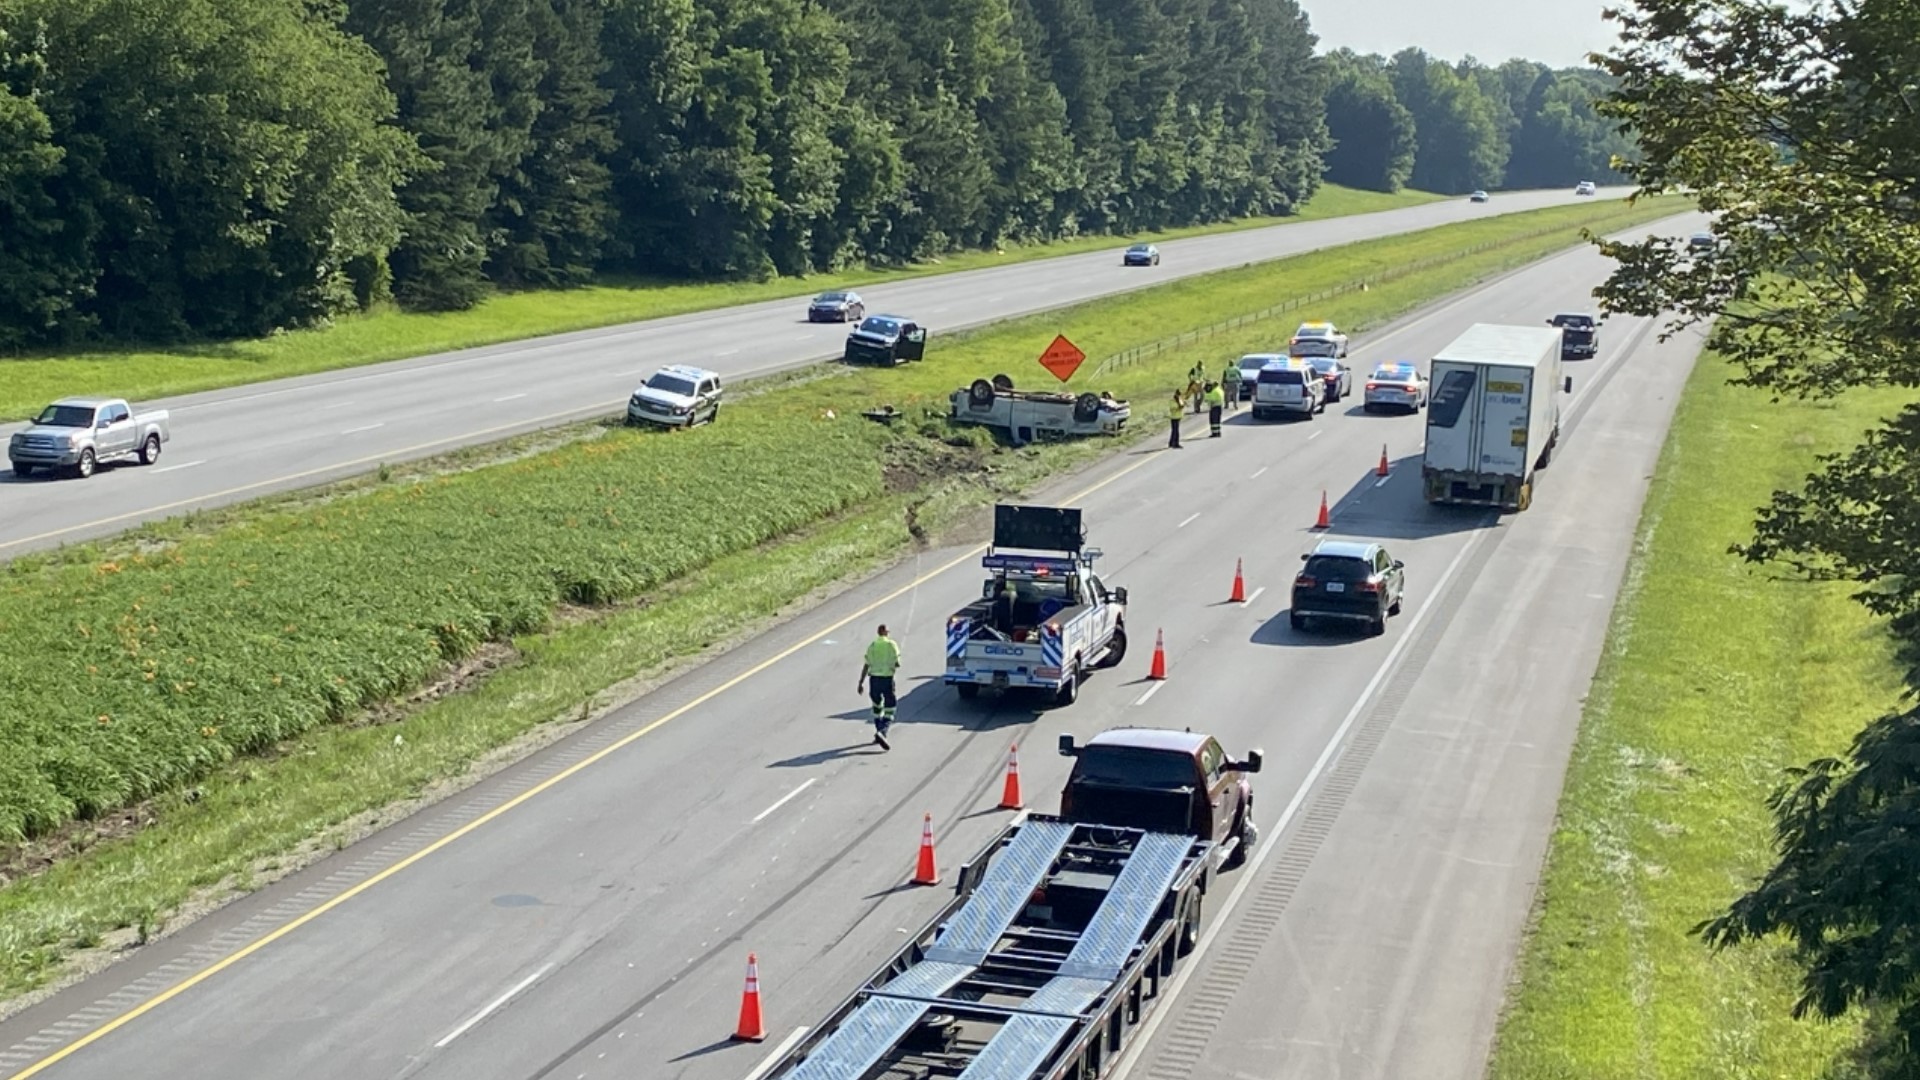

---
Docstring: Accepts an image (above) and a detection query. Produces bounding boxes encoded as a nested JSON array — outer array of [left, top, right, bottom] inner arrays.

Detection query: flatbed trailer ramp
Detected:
[[762, 816, 1211, 1080]]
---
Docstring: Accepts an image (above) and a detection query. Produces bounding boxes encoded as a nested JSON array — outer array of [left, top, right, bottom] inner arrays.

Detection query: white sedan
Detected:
[[1363, 362, 1427, 414], [1290, 320, 1349, 358]]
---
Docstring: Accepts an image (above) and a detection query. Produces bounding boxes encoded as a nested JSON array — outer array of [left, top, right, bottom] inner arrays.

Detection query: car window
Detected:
[[36, 405, 95, 427], [1427, 369, 1478, 428], [645, 374, 697, 396], [1303, 554, 1372, 582], [1073, 747, 1199, 790], [1375, 550, 1390, 573], [1258, 368, 1303, 385], [104, 404, 129, 423], [1372, 365, 1415, 381], [1202, 739, 1225, 784], [860, 317, 900, 335]]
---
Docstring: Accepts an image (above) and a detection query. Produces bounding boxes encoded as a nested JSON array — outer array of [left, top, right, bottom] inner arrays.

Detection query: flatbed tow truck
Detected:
[[758, 727, 1262, 1080]]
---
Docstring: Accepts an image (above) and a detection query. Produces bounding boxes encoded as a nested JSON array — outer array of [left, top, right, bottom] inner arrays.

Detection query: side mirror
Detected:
[[1058, 733, 1080, 757], [1564, 376, 1574, 393], [1113, 587, 1129, 605], [96, 419, 111, 429], [1299, 553, 1310, 561], [1241, 749, 1265, 774]]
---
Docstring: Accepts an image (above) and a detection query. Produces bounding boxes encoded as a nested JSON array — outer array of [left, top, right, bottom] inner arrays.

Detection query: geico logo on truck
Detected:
[[982, 645, 1029, 656]]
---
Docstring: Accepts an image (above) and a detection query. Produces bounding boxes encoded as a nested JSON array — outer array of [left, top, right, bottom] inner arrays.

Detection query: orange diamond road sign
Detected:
[[1037, 335, 1086, 383]]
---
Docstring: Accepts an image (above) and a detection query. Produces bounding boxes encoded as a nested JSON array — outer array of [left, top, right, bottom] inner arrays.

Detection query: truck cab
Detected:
[[1059, 727, 1263, 869]]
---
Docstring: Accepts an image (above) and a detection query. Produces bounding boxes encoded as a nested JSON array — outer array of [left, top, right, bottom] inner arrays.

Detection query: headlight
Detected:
[[671, 404, 691, 415], [69, 434, 84, 447]]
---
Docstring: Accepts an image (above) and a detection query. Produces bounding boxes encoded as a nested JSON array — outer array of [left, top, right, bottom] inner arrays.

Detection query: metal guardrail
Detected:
[[1083, 212, 1628, 380]]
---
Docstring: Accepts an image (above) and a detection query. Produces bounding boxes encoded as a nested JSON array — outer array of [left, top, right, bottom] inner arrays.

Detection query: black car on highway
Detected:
[[808, 290, 866, 322], [1290, 539, 1405, 636], [1547, 312, 1600, 360], [1123, 243, 1161, 267], [1305, 356, 1352, 403]]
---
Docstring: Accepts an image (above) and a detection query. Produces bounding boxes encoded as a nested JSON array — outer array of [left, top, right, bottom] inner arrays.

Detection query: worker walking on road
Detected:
[[858, 624, 902, 751], [1204, 380, 1226, 438], [1167, 391, 1185, 449], [1187, 362, 1207, 412], [1221, 359, 1240, 411]]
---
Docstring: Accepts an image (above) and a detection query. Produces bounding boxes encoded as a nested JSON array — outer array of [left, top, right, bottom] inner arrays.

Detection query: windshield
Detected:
[[1372, 365, 1417, 381], [858, 317, 901, 336], [1128, 245, 1151, 254], [1552, 315, 1593, 329], [1239, 356, 1280, 372], [1307, 358, 1339, 374], [34, 405, 95, 427], [1295, 325, 1331, 338], [1303, 554, 1373, 582], [1072, 746, 1197, 789], [644, 374, 697, 397], [814, 291, 849, 303], [1258, 368, 1304, 385]]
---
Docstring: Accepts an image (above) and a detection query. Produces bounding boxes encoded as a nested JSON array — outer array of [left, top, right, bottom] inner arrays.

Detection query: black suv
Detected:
[[1547, 312, 1599, 360], [1290, 539, 1405, 636]]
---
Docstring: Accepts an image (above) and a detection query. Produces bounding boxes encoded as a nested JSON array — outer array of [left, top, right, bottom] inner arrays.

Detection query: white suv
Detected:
[[627, 365, 723, 428], [1251, 360, 1325, 420]]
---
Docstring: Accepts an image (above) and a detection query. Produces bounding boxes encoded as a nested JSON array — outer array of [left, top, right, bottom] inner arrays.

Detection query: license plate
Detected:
[[1326, 582, 1345, 593]]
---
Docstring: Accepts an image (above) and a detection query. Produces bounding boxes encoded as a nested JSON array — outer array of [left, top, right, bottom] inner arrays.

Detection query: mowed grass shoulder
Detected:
[[0, 196, 1681, 1001], [0, 184, 1446, 421], [1486, 352, 1912, 1078]]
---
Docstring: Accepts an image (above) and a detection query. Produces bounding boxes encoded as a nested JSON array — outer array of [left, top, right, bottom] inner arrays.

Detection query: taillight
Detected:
[[1295, 574, 1315, 588], [1365, 382, 1378, 391], [1359, 577, 1382, 594]]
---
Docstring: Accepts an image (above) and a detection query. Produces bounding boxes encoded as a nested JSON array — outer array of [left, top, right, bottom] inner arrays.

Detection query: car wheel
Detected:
[[139, 433, 162, 465], [707, 404, 721, 426], [1178, 895, 1201, 955], [1055, 667, 1079, 707], [1389, 592, 1403, 616], [1370, 611, 1388, 636], [75, 448, 95, 479], [1289, 611, 1306, 631], [957, 682, 981, 700]]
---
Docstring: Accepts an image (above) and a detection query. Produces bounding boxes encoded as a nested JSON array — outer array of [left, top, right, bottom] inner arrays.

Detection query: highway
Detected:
[[0, 211, 1705, 1080], [0, 187, 1632, 559]]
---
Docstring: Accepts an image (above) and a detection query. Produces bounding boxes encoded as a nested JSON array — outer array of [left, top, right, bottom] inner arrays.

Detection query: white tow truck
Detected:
[[947, 376, 1130, 444], [944, 504, 1127, 705]]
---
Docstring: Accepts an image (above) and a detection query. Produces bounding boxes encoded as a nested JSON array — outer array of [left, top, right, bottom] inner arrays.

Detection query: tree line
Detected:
[[0, 0, 1626, 350], [1321, 47, 1635, 196], [1595, 0, 1920, 1072]]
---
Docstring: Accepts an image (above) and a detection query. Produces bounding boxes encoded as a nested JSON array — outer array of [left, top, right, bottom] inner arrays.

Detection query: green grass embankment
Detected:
[[1486, 352, 1914, 1078], [0, 195, 1681, 1003], [0, 184, 1447, 420]]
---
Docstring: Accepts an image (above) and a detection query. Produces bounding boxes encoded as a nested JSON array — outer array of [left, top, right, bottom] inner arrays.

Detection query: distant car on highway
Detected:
[[1123, 243, 1161, 267], [1575, 180, 1597, 195], [1363, 362, 1427, 413], [1687, 231, 1716, 253], [9, 397, 170, 479], [1290, 539, 1406, 636], [1470, 190, 1490, 203], [1290, 320, 1350, 358], [1305, 355, 1352, 403], [844, 315, 928, 366], [1547, 312, 1600, 359], [1235, 353, 1285, 400], [627, 364, 723, 428], [807, 290, 865, 322]]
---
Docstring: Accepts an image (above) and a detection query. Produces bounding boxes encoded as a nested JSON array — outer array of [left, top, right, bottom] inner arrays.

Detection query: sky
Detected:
[[1303, 0, 1625, 69]]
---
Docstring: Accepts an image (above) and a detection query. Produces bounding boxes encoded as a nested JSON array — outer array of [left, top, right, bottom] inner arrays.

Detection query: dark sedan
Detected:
[[1305, 356, 1352, 403], [808, 290, 866, 322], [1123, 243, 1161, 267]]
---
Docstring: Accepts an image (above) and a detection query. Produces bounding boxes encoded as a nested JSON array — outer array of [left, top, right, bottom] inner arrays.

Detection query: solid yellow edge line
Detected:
[[2, 442, 1166, 1080]]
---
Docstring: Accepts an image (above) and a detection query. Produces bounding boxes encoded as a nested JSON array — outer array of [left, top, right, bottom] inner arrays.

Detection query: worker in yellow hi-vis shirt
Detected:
[[857, 623, 902, 750]]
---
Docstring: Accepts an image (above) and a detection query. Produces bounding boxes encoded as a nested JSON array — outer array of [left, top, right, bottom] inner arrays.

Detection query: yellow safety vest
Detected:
[[864, 636, 901, 677], [1204, 385, 1225, 407], [1168, 399, 1185, 420]]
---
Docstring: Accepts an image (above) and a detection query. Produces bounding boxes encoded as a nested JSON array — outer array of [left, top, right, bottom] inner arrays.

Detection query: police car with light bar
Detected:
[[945, 505, 1127, 706]]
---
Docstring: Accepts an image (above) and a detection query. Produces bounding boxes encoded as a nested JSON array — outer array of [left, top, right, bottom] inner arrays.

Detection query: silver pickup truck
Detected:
[[9, 397, 171, 478]]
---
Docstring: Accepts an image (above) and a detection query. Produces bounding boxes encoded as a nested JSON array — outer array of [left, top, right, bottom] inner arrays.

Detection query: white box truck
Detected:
[[1420, 323, 1572, 512]]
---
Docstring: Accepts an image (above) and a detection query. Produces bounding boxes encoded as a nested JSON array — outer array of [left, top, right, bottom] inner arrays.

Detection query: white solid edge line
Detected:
[[1177, 513, 1200, 529], [151, 461, 207, 475], [1249, 466, 1268, 479], [741, 1027, 811, 1080], [752, 778, 819, 824], [1132, 682, 1165, 708], [433, 963, 555, 1049], [1107, 524, 1490, 1079], [1241, 586, 1265, 608]]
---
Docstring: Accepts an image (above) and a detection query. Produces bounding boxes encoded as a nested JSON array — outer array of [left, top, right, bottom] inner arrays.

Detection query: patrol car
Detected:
[[1290, 320, 1350, 358], [626, 365, 723, 428]]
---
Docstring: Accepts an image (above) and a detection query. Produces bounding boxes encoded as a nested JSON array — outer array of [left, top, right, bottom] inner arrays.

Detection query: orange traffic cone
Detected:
[[733, 953, 767, 1042], [1313, 491, 1331, 529], [913, 813, 941, 885], [999, 745, 1024, 810], [1230, 558, 1246, 603], [1148, 629, 1168, 680], [1377, 444, 1391, 478]]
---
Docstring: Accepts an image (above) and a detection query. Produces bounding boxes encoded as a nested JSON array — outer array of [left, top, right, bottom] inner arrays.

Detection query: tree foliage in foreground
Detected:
[[1592, 0, 1920, 1067]]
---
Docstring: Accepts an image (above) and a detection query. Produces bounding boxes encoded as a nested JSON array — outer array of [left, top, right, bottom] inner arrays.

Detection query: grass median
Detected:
[[0, 184, 1447, 421], [0, 194, 1684, 1007], [1485, 353, 1914, 1078]]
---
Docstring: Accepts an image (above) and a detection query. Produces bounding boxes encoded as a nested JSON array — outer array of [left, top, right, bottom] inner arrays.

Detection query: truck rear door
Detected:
[[1423, 360, 1482, 472], [1475, 365, 1535, 478]]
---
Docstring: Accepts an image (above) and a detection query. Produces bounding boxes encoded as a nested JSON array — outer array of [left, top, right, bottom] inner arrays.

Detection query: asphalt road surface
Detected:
[[0, 186, 1634, 560], [0, 211, 1706, 1080]]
